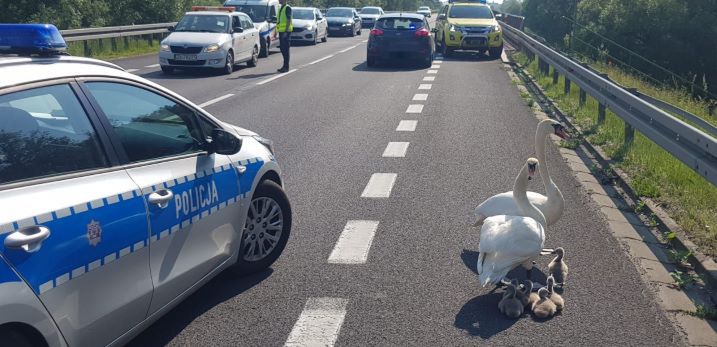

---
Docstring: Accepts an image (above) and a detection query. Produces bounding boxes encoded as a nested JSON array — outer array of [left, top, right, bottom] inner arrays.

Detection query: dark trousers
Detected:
[[279, 32, 290, 69]]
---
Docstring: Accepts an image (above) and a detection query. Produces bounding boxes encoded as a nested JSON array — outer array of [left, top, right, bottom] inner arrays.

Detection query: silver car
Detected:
[[159, 8, 260, 74], [417, 6, 432, 18], [359, 6, 384, 28], [0, 26, 291, 347], [291, 7, 328, 44]]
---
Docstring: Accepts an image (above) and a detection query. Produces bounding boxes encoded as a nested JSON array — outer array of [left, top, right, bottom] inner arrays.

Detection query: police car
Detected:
[[0, 24, 291, 346]]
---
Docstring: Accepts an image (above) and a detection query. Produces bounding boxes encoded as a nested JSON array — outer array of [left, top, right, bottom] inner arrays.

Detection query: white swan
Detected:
[[476, 158, 546, 287], [473, 119, 569, 227]]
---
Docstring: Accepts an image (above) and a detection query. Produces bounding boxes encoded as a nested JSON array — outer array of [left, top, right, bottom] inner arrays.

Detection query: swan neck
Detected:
[[535, 124, 552, 188], [513, 164, 547, 227]]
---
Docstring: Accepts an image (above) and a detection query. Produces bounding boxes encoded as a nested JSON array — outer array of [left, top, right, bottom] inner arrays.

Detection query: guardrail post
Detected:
[[552, 69, 559, 84], [623, 87, 637, 145], [83, 41, 90, 56], [111, 38, 117, 52], [598, 102, 606, 124], [124, 37, 130, 50], [564, 76, 571, 94], [579, 89, 587, 106]]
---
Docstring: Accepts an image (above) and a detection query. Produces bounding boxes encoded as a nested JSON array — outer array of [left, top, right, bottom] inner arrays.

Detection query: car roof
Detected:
[[361, 6, 382, 9], [184, 11, 236, 16], [0, 56, 156, 90], [328, 7, 354, 10], [378, 13, 425, 20], [293, 7, 317, 10], [450, 3, 489, 7]]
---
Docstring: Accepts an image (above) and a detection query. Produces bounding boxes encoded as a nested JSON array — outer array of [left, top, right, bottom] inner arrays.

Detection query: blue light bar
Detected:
[[0, 24, 67, 55]]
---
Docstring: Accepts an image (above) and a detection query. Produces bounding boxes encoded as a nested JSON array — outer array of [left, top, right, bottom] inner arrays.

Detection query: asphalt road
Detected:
[[121, 34, 684, 346]]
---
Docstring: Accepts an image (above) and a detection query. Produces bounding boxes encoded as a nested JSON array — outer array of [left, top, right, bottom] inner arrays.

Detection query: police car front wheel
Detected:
[[233, 180, 292, 276]]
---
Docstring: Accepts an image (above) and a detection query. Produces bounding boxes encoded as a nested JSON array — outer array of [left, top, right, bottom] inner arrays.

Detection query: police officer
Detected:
[[276, 0, 292, 73]]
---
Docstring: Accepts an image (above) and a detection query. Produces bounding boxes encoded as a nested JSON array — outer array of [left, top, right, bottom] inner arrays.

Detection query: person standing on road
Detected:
[[277, 0, 293, 73]]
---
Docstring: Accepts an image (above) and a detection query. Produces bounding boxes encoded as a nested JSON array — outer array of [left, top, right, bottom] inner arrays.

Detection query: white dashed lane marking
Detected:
[[423, 76, 435, 81], [431, 64, 441, 68], [285, 298, 348, 347], [418, 84, 432, 90], [396, 120, 417, 132], [339, 44, 360, 53], [328, 220, 380, 264], [309, 54, 335, 65], [144, 64, 160, 68], [257, 69, 298, 85], [382, 142, 409, 157], [433, 60, 442, 64], [406, 104, 424, 113], [361, 173, 397, 198], [198, 94, 234, 108], [125, 68, 139, 73], [427, 69, 438, 74], [413, 93, 428, 101]]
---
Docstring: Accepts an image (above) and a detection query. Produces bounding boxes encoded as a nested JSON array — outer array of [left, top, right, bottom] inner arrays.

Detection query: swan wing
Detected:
[[474, 191, 549, 225]]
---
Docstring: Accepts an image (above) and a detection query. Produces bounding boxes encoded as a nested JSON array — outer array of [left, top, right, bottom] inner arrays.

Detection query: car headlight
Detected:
[[160, 44, 170, 52], [488, 25, 501, 33], [450, 25, 460, 32], [306, 24, 314, 30], [204, 44, 220, 53], [343, 22, 352, 27], [253, 135, 274, 154]]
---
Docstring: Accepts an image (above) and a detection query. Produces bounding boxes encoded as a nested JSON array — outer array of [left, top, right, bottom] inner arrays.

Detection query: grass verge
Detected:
[[513, 52, 717, 258]]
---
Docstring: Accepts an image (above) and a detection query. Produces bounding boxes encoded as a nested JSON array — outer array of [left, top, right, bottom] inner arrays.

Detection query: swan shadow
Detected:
[[460, 249, 480, 275], [454, 292, 519, 338], [126, 268, 273, 346]]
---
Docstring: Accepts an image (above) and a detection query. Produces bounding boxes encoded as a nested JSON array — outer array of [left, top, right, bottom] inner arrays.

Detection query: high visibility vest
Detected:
[[277, 5, 293, 32]]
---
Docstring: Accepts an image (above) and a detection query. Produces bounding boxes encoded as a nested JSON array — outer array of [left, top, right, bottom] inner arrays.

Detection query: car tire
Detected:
[[321, 31, 328, 42], [357, 27, 361, 35], [367, 56, 376, 67], [442, 37, 453, 57], [223, 51, 234, 75], [350, 28, 355, 37], [160, 66, 174, 74], [489, 44, 503, 59], [260, 37, 269, 58], [0, 327, 41, 347], [247, 46, 259, 67], [231, 180, 292, 276], [422, 53, 432, 68], [312, 30, 318, 45]]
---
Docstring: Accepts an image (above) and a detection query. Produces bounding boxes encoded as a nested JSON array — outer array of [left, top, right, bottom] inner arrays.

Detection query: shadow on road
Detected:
[[137, 65, 256, 80], [231, 72, 276, 80], [441, 51, 499, 62], [454, 292, 519, 338], [126, 268, 273, 346], [352, 61, 427, 72], [461, 249, 480, 275]]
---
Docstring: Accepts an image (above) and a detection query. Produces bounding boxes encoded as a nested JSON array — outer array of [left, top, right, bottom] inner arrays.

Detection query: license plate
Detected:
[[465, 39, 486, 47], [174, 54, 197, 61]]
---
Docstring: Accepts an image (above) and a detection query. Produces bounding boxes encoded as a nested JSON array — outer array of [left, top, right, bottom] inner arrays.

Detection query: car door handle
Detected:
[[4, 225, 51, 253], [148, 189, 174, 209]]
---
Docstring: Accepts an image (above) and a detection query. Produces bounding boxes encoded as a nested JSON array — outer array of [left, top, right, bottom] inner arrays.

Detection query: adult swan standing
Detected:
[[473, 119, 569, 227], [477, 158, 546, 286]]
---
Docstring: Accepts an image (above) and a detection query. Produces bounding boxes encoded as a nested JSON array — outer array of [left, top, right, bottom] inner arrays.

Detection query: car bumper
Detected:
[[328, 26, 354, 35], [445, 32, 503, 49], [368, 44, 432, 60], [158, 50, 227, 68], [290, 30, 316, 41], [361, 19, 375, 28]]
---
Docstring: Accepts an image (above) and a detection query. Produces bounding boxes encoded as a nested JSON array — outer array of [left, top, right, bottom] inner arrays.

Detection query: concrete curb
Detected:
[[503, 61, 717, 346]]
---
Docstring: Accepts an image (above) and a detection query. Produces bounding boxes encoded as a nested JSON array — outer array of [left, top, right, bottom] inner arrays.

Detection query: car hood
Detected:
[[360, 14, 380, 19], [327, 17, 353, 23], [448, 18, 496, 27], [292, 19, 316, 28], [163, 32, 228, 46]]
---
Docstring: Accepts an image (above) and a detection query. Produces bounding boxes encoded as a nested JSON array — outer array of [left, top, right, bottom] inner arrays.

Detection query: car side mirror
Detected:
[[233, 26, 243, 33], [270, 16, 278, 23], [437, 14, 446, 20], [208, 129, 242, 155], [167, 25, 174, 32]]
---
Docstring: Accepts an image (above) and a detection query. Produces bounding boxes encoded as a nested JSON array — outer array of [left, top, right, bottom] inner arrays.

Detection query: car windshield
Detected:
[[449, 6, 493, 19], [361, 8, 380, 14], [419, 7, 430, 11], [326, 8, 353, 17], [293, 9, 315, 20], [174, 15, 230, 33], [228, 5, 267, 22], [376, 18, 425, 30]]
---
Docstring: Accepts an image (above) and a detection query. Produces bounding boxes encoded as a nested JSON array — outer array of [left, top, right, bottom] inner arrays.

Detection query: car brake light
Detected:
[[415, 28, 430, 37], [370, 28, 384, 36]]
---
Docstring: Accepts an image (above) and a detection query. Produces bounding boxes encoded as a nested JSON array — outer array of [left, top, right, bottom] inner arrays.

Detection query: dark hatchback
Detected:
[[367, 13, 435, 68]]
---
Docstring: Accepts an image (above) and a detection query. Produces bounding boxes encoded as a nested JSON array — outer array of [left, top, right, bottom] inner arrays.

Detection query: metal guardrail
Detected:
[[60, 23, 176, 42], [501, 23, 717, 187]]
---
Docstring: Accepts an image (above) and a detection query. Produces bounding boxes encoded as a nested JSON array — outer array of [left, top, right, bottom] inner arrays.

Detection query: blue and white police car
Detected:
[[0, 24, 291, 347]]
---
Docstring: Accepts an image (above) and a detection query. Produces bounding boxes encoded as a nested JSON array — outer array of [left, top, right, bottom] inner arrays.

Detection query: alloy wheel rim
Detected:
[[242, 197, 283, 262]]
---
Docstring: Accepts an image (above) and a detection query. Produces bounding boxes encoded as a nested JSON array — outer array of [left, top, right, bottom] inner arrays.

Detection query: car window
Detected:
[[84, 82, 205, 163], [229, 4, 268, 22], [270, 4, 277, 18], [0, 84, 108, 184], [293, 9, 315, 20], [174, 14, 230, 33], [326, 8, 352, 17], [232, 16, 241, 29], [241, 15, 254, 29], [449, 5, 493, 19], [376, 18, 425, 30]]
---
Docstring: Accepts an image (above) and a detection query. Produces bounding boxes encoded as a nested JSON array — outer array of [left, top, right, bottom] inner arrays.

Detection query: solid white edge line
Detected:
[[197, 93, 235, 108], [328, 220, 380, 264], [309, 54, 335, 65], [396, 120, 418, 132], [413, 93, 428, 101], [285, 298, 348, 347], [144, 64, 160, 68], [257, 69, 298, 85], [125, 68, 139, 73], [382, 142, 410, 158], [361, 173, 397, 198]]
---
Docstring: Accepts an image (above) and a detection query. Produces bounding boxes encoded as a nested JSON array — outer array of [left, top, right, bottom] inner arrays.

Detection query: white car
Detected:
[[159, 7, 260, 74], [359, 6, 384, 28], [0, 24, 291, 347], [417, 6, 432, 18], [291, 7, 328, 44], [225, 0, 281, 57]]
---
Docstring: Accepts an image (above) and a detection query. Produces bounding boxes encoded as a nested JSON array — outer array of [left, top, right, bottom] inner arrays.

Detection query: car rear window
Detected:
[[376, 18, 425, 30]]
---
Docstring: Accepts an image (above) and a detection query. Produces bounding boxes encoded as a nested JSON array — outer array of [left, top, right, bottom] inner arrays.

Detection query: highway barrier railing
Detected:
[[60, 23, 177, 42], [501, 23, 717, 187]]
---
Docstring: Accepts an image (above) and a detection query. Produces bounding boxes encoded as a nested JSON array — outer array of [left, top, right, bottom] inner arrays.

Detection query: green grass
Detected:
[[514, 52, 717, 257], [687, 304, 717, 321], [67, 35, 164, 60]]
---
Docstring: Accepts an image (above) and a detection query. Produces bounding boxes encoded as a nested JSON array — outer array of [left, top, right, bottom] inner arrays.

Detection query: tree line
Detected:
[[499, 0, 717, 98], [0, 0, 441, 29]]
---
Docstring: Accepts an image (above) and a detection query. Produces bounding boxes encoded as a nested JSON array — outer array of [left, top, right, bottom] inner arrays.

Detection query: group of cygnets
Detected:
[[471, 119, 572, 319], [499, 248, 568, 319]]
